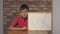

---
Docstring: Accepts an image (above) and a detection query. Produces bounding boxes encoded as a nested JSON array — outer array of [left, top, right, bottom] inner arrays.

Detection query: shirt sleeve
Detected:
[[10, 17, 19, 27]]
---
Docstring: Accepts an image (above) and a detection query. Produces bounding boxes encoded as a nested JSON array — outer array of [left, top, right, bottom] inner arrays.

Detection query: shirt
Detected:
[[10, 16, 28, 28]]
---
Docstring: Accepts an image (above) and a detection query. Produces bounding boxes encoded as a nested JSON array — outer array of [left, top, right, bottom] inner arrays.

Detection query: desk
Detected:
[[8, 30, 49, 34]]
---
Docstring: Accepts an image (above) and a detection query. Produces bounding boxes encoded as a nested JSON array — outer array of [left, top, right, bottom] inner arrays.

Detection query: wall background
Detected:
[[53, 0, 60, 34]]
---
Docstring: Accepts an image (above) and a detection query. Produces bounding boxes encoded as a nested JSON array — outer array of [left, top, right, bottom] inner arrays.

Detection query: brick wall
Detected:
[[3, 0, 52, 31]]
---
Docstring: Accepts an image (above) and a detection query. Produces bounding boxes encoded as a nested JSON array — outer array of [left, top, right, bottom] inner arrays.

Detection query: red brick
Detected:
[[8, 0, 16, 1], [8, 5, 17, 8], [28, 0, 48, 1], [4, 22, 7, 25], [3, 1, 17, 5], [29, 7, 40, 10], [27, 1, 49, 5], [3, 0, 8, 2], [29, 5, 47, 8], [3, 16, 6, 18], [47, 0, 52, 1], [11, 10, 16, 13], [17, 0, 28, 1], [5, 13, 12, 16], [3, 8, 7, 11]]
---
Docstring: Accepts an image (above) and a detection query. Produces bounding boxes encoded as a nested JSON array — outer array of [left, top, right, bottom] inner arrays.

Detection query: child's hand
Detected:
[[22, 26, 27, 30], [9, 27, 13, 30]]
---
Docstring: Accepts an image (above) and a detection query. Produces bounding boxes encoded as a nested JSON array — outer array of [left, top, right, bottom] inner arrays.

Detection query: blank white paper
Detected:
[[28, 12, 52, 30]]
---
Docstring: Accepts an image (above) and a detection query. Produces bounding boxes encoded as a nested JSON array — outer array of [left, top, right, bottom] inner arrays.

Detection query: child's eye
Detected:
[[20, 11, 23, 13], [25, 11, 27, 12], [25, 11, 28, 13]]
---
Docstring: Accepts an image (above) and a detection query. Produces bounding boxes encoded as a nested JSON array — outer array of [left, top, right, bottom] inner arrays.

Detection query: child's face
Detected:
[[20, 9, 28, 18]]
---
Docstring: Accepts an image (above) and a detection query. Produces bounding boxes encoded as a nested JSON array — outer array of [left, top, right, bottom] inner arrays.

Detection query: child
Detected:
[[9, 4, 29, 30]]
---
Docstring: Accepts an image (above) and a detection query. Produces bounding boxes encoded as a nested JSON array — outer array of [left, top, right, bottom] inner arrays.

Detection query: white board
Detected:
[[28, 12, 52, 30]]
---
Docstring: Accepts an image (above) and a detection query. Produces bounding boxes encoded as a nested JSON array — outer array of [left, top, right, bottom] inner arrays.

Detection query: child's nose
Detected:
[[23, 13, 25, 15]]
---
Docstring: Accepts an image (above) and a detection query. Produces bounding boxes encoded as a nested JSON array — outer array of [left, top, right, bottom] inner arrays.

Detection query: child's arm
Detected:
[[9, 17, 19, 27], [9, 17, 21, 30], [9, 26, 27, 30]]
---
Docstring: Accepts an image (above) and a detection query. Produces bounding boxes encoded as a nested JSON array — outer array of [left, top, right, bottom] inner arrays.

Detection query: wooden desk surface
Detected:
[[8, 30, 49, 34]]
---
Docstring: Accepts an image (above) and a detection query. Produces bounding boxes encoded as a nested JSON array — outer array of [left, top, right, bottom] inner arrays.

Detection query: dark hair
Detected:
[[20, 4, 29, 11]]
